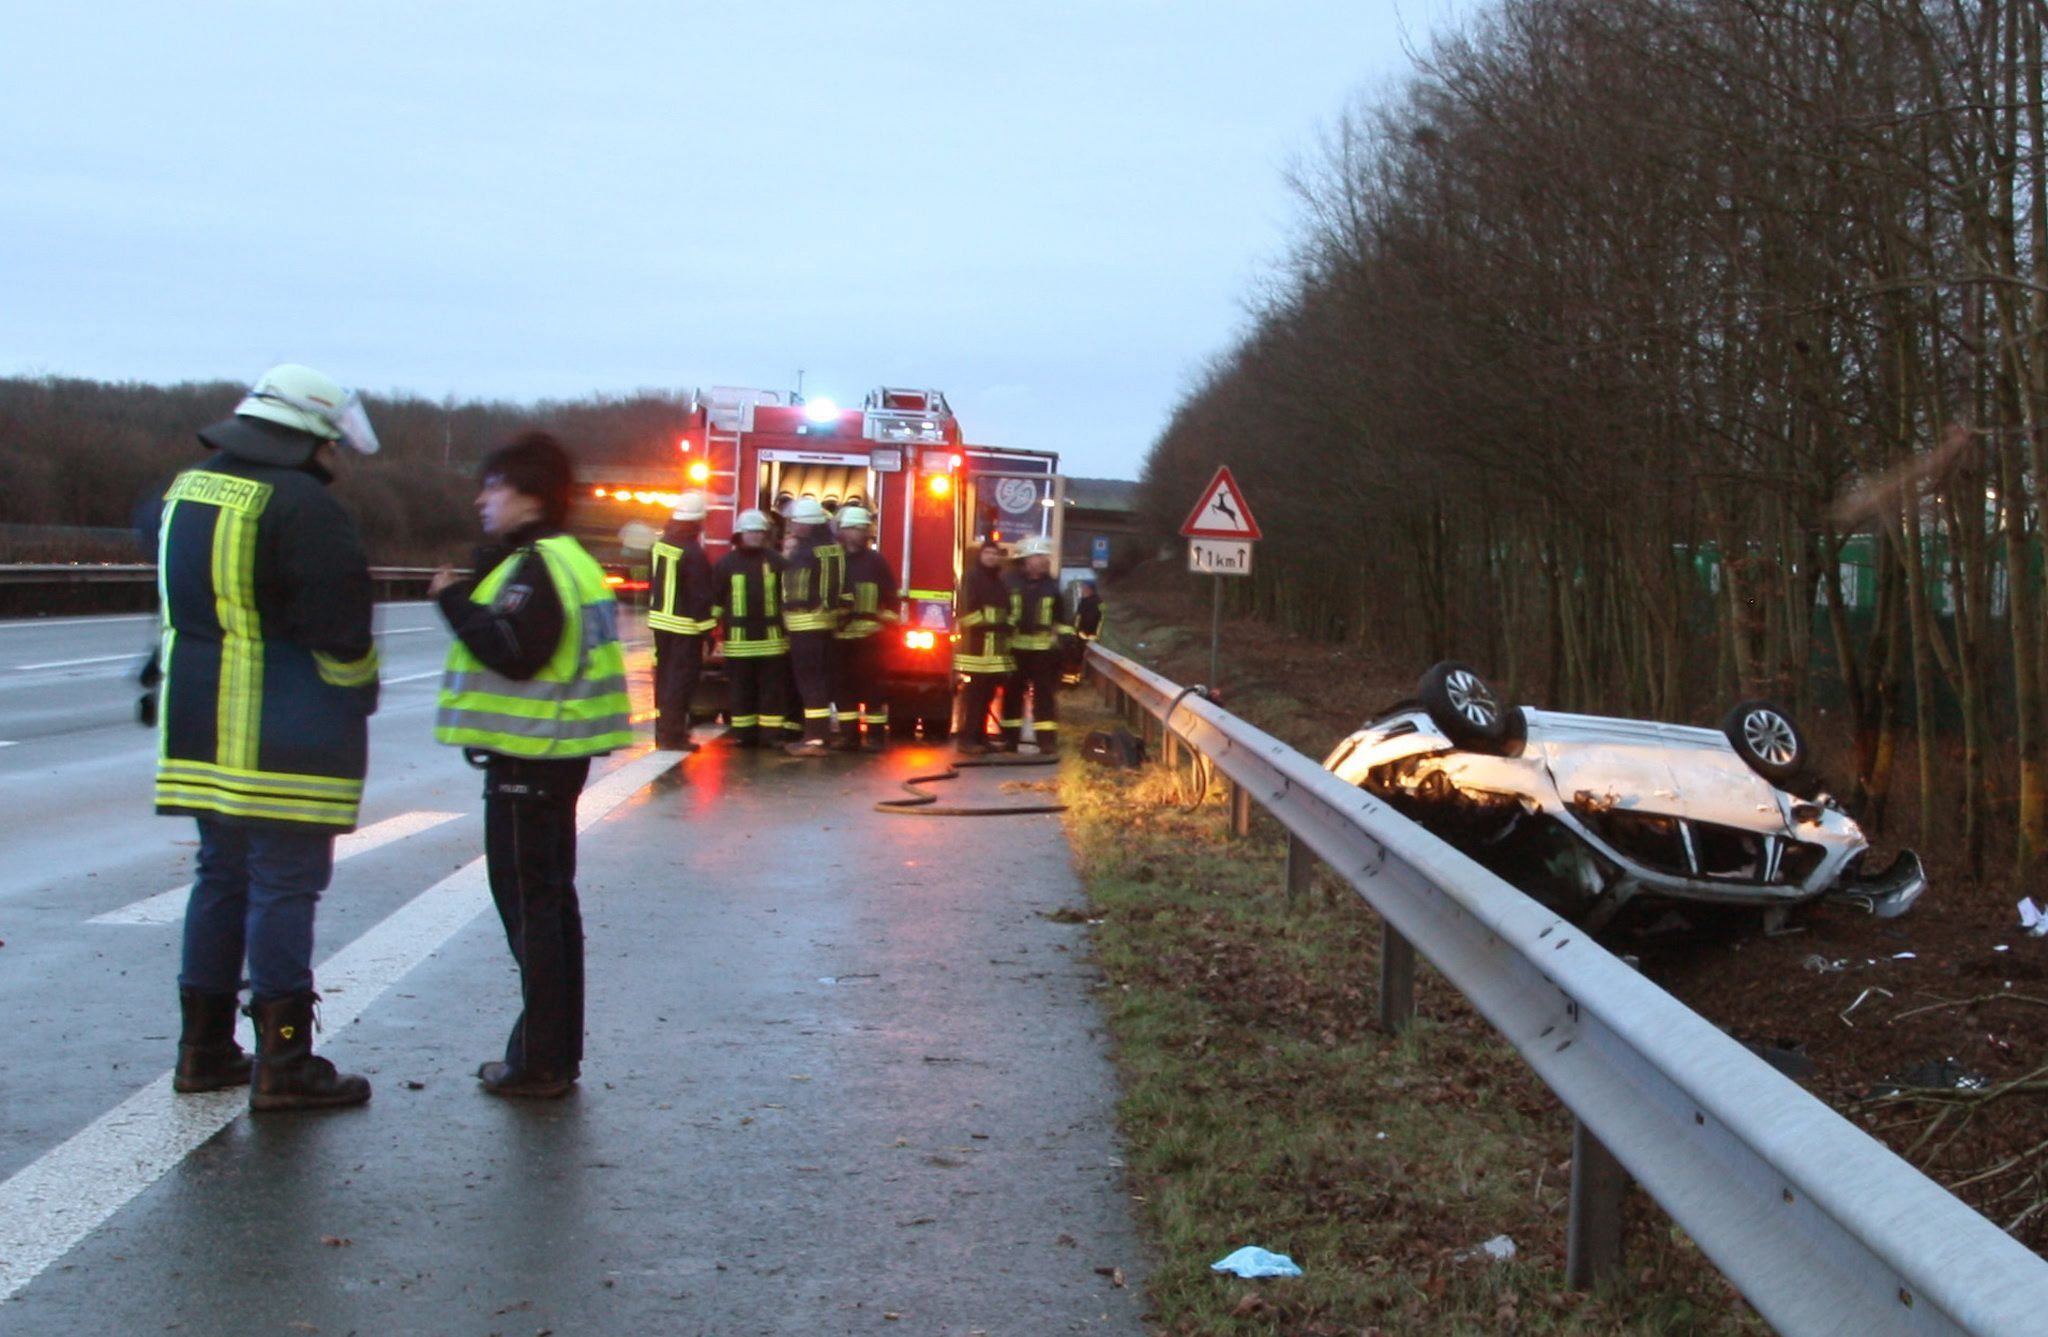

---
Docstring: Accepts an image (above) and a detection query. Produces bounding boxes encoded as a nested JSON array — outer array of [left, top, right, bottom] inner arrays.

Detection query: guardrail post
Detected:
[[1567, 1119, 1628, 1288], [1229, 780, 1251, 837], [1285, 833, 1314, 903], [1378, 924, 1415, 1032]]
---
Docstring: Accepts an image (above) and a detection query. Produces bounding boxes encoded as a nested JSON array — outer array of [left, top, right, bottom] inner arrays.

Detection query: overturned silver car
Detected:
[[1322, 663, 1926, 927]]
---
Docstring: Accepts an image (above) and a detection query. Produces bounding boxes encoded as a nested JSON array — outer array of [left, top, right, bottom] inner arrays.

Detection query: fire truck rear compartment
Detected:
[[758, 461, 875, 515]]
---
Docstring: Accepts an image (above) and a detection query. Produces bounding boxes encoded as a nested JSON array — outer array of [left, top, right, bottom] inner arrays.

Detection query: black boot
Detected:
[[173, 987, 251, 1093], [248, 992, 371, 1112]]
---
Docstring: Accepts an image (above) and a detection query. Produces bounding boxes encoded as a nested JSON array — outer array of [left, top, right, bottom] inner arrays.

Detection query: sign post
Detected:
[[1179, 466, 1261, 690]]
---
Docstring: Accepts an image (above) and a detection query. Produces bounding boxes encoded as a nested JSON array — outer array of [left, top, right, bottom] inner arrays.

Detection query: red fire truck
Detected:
[[586, 386, 1064, 738]]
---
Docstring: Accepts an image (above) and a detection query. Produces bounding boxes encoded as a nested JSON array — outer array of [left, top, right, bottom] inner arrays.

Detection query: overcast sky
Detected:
[[1, 2, 1459, 480]]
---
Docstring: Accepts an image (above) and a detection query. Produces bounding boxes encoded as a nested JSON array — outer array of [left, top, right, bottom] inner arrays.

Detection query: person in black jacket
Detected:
[[779, 497, 847, 757], [430, 432, 633, 1099], [952, 537, 1015, 755], [1063, 580, 1102, 685], [709, 508, 790, 746], [648, 491, 716, 751], [154, 362, 380, 1112]]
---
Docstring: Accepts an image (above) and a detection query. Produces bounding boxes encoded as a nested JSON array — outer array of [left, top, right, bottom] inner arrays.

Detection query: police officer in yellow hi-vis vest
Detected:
[[155, 363, 380, 1112], [432, 432, 633, 1099]]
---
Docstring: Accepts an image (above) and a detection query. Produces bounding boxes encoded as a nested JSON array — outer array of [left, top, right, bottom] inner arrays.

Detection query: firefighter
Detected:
[[953, 537, 1015, 755], [709, 508, 790, 746], [780, 496, 847, 757], [648, 491, 715, 751], [1064, 579, 1102, 685], [155, 362, 379, 1112], [1001, 535, 1072, 752], [832, 505, 899, 751], [431, 433, 633, 1098]]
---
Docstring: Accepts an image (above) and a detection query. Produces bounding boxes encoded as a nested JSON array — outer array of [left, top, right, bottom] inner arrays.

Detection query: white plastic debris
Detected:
[[2019, 898, 2048, 936], [1211, 1246, 1303, 1279], [1892, 952, 1916, 960], [1455, 1234, 1518, 1263]]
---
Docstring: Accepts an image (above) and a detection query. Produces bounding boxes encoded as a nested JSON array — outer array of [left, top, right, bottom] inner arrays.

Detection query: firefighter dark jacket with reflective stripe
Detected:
[[837, 547, 900, 641], [435, 528, 634, 759], [648, 520, 715, 635], [153, 451, 380, 833], [1007, 572, 1072, 652], [711, 546, 788, 658], [1075, 593, 1103, 640], [780, 533, 847, 634], [953, 564, 1014, 674]]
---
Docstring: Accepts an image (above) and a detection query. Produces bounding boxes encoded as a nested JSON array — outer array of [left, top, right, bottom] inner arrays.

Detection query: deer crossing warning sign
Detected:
[[1179, 466, 1262, 540]]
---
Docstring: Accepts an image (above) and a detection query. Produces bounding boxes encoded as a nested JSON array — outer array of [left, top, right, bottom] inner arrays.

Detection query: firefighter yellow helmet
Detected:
[[234, 363, 379, 455]]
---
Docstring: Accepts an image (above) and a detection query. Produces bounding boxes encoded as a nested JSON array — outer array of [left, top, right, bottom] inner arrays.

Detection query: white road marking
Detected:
[[0, 746, 675, 1303], [0, 614, 156, 632], [381, 670, 443, 685], [10, 653, 139, 671], [89, 810, 467, 926]]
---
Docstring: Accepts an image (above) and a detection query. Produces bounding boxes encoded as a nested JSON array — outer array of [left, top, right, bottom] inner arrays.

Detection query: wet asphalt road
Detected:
[[0, 611, 1149, 1335]]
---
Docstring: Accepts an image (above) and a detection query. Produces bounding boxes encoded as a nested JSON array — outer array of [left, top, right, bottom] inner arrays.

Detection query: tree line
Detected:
[[1139, 0, 2048, 878], [0, 375, 693, 564]]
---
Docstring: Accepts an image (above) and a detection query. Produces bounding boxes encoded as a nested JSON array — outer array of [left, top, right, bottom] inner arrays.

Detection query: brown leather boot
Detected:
[[248, 992, 371, 1112], [173, 987, 252, 1093]]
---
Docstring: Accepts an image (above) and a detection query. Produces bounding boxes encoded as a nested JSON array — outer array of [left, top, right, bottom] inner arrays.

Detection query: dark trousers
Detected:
[[725, 653, 788, 745], [788, 630, 836, 742], [833, 635, 886, 735], [482, 754, 591, 1079], [959, 670, 1006, 744], [652, 630, 704, 745], [181, 818, 334, 1000], [1002, 647, 1062, 748]]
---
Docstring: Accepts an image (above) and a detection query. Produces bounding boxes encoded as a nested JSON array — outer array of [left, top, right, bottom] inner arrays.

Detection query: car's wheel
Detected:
[[1418, 661, 1509, 747], [1721, 700, 1808, 783]]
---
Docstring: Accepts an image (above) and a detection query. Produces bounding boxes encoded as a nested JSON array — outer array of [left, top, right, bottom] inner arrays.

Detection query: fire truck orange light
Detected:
[[687, 461, 710, 483], [677, 437, 691, 453], [927, 474, 952, 498], [592, 487, 607, 498]]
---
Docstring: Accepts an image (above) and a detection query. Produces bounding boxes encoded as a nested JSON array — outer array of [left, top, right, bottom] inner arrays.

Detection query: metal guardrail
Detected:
[[1086, 642, 2048, 1336], [0, 565, 441, 585], [0, 565, 443, 616]]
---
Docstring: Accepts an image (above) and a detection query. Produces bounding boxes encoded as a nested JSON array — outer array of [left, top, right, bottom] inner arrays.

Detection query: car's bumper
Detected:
[[1824, 850, 1926, 919]]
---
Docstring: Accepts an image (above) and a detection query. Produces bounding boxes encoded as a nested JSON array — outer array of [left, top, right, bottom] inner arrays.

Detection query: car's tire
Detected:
[[1418, 661, 1509, 747], [1721, 700, 1808, 783]]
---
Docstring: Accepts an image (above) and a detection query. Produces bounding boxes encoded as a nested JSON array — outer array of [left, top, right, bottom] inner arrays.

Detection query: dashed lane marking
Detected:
[[9, 653, 141, 671], [0, 746, 676, 1303], [90, 810, 468, 925]]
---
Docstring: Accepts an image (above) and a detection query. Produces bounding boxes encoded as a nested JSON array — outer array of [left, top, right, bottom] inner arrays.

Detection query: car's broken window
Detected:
[[1691, 821, 1767, 881], [1579, 807, 1688, 875]]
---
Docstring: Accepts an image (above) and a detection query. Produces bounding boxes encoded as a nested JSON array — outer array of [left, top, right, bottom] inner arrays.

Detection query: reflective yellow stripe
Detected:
[[314, 647, 379, 687]]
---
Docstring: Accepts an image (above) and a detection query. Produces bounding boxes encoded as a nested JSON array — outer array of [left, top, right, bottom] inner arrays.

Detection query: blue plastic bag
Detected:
[[1211, 1246, 1303, 1278]]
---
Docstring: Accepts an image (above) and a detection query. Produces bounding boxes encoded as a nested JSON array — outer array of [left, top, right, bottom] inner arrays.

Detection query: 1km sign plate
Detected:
[[1188, 538, 1252, 575]]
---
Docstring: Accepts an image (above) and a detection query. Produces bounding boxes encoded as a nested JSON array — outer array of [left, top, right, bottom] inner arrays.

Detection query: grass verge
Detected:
[[1058, 675, 1764, 1332]]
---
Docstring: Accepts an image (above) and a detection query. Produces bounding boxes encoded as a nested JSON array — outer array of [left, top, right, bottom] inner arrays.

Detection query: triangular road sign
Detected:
[[1180, 466, 1262, 540]]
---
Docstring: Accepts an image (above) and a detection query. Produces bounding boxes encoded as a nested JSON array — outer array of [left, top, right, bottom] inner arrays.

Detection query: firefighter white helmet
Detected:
[[234, 363, 379, 455], [735, 508, 772, 534], [836, 505, 872, 530], [788, 497, 828, 526], [671, 491, 708, 522], [1015, 535, 1055, 560]]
